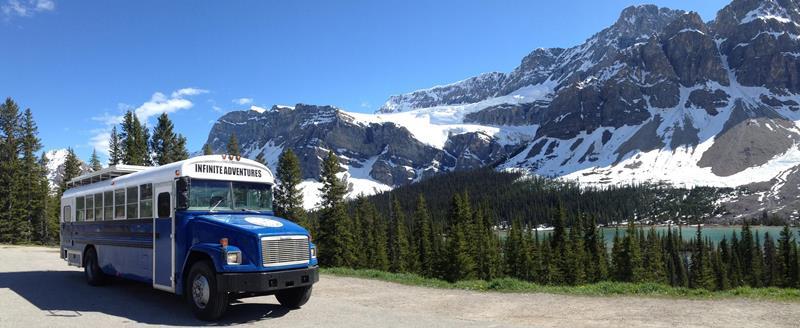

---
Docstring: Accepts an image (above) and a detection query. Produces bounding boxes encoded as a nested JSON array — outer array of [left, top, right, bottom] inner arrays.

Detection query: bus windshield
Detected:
[[187, 179, 273, 212]]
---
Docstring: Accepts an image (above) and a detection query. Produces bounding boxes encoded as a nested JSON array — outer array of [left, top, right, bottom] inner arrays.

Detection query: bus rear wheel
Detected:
[[275, 285, 312, 309], [187, 261, 228, 321], [84, 247, 107, 286]]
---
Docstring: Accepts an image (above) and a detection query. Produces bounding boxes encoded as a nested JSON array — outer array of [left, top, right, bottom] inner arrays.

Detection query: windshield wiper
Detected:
[[209, 198, 224, 212], [241, 208, 259, 213]]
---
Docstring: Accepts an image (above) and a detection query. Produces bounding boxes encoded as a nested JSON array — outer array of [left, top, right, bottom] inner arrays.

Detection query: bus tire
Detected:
[[275, 285, 312, 309], [187, 261, 228, 321], [84, 247, 108, 286]]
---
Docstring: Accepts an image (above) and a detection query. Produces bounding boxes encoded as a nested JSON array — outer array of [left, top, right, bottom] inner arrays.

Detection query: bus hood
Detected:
[[194, 214, 309, 236]]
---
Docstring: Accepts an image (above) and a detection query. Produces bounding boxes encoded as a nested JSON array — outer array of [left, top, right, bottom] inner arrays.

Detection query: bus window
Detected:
[[94, 193, 103, 220], [114, 189, 125, 219], [62, 205, 71, 222], [140, 184, 153, 218], [157, 192, 171, 218], [85, 195, 94, 221], [76, 196, 85, 222], [126, 186, 138, 219], [104, 191, 113, 220]]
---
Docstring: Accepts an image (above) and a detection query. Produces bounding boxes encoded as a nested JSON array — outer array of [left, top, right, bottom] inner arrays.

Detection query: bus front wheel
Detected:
[[187, 261, 228, 321], [84, 247, 107, 286]]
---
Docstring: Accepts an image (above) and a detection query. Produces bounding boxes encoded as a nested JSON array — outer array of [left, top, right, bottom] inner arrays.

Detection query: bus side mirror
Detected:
[[176, 177, 189, 210]]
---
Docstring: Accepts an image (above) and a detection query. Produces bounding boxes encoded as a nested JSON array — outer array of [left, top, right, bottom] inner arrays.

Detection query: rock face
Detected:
[[206, 0, 800, 218], [206, 104, 506, 187]]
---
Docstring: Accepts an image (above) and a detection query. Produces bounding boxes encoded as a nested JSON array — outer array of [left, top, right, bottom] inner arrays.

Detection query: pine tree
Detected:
[[619, 221, 643, 282], [174, 135, 189, 162], [120, 111, 148, 165], [751, 232, 765, 287], [529, 228, 543, 283], [227, 133, 240, 156], [89, 148, 102, 171], [15, 108, 44, 242], [388, 196, 410, 272], [444, 221, 475, 282], [273, 149, 307, 225], [642, 227, 667, 284], [0, 98, 21, 243], [712, 243, 729, 291], [39, 153, 59, 244], [61, 148, 82, 194], [689, 226, 714, 290], [353, 197, 372, 268], [203, 143, 213, 155], [413, 195, 434, 277], [316, 151, 356, 267], [739, 222, 756, 286], [763, 232, 777, 287], [549, 202, 568, 284], [728, 232, 744, 288], [370, 203, 390, 271], [108, 126, 122, 165], [150, 112, 188, 165], [565, 214, 585, 285], [471, 206, 501, 281], [584, 214, 607, 283], [611, 228, 624, 281], [141, 123, 152, 165], [504, 218, 525, 279], [778, 225, 796, 288]]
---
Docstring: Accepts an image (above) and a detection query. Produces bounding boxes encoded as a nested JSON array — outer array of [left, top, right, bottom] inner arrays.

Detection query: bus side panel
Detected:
[[63, 219, 154, 284], [97, 245, 152, 283]]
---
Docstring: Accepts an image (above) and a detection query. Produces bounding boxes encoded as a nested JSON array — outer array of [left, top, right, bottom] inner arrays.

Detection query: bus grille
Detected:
[[261, 236, 310, 267]]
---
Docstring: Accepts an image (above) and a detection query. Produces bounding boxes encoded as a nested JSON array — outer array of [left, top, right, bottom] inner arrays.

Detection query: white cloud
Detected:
[[89, 87, 208, 155], [2, 0, 54, 18], [89, 129, 111, 154], [233, 97, 253, 105], [360, 101, 371, 108], [34, 0, 52, 11], [171, 87, 208, 98], [133, 92, 193, 121]]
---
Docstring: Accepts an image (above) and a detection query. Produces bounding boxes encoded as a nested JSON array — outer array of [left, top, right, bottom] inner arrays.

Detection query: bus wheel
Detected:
[[84, 247, 107, 286], [275, 285, 312, 309], [187, 261, 228, 321]]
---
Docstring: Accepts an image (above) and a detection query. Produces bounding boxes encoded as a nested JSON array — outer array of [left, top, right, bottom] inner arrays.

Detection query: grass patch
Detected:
[[321, 267, 800, 302]]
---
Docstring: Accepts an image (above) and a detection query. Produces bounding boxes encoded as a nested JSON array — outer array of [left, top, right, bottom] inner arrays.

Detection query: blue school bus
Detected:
[[60, 155, 318, 320]]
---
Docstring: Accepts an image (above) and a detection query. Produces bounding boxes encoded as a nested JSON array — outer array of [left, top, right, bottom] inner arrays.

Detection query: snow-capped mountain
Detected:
[[44, 149, 91, 190], [206, 0, 800, 217]]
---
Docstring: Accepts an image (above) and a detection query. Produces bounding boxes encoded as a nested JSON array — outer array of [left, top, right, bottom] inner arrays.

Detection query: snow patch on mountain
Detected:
[[352, 82, 553, 148]]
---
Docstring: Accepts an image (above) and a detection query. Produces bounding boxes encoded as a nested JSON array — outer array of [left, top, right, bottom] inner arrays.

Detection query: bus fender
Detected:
[[182, 243, 225, 276]]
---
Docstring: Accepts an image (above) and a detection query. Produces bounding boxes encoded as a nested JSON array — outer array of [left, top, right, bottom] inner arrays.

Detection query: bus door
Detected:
[[153, 182, 174, 292]]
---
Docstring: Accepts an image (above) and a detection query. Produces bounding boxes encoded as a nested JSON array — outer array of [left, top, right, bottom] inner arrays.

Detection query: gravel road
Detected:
[[1, 245, 799, 327]]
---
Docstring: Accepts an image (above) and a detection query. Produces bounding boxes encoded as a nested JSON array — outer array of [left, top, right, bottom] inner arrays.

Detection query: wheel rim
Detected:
[[192, 275, 211, 309]]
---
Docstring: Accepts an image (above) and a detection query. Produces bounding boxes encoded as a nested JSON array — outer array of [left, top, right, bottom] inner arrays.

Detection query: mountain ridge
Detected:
[[205, 0, 800, 219]]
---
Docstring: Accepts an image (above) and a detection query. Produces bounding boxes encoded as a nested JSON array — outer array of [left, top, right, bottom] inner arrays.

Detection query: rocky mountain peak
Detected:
[[378, 72, 507, 113], [603, 5, 686, 49]]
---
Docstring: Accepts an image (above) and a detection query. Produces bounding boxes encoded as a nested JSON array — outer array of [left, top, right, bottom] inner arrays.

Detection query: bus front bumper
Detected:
[[216, 266, 319, 293]]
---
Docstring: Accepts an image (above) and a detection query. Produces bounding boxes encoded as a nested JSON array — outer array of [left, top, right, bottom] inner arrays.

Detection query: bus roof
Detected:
[[63, 155, 274, 197]]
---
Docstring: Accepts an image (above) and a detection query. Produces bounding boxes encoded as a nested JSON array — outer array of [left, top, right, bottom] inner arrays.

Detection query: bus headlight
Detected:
[[310, 246, 317, 259], [226, 250, 242, 265]]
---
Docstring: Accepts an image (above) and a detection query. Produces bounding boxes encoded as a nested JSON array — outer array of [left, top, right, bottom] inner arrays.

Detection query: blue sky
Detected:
[[0, 0, 729, 161]]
